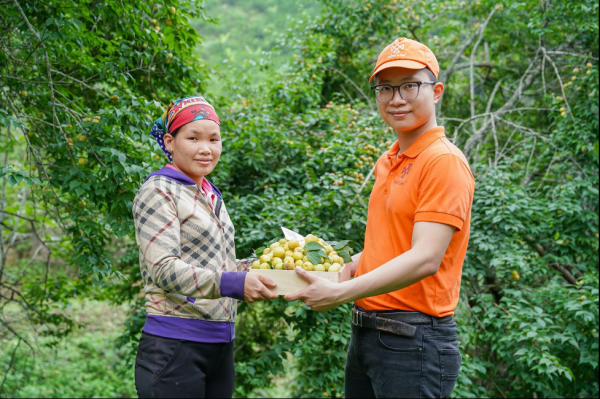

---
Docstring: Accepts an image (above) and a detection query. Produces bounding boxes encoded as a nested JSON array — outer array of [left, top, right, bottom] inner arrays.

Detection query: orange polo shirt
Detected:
[[354, 126, 475, 317]]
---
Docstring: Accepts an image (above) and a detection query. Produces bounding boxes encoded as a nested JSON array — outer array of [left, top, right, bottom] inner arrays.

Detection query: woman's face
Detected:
[[164, 119, 222, 181]]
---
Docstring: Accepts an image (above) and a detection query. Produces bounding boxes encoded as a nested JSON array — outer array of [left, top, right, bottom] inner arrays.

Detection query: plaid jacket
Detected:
[[133, 166, 250, 332]]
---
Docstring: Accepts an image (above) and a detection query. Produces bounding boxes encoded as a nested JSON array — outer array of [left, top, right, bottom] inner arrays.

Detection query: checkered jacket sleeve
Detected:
[[236, 258, 255, 271], [133, 182, 225, 299]]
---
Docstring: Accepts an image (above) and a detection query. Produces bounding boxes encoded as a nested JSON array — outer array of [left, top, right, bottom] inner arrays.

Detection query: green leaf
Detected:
[[338, 250, 352, 264], [254, 247, 265, 258], [334, 240, 349, 250], [304, 241, 324, 251], [307, 251, 322, 265]]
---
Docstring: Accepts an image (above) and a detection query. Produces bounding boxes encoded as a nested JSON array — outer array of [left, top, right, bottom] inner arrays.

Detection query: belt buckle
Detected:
[[352, 309, 363, 327]]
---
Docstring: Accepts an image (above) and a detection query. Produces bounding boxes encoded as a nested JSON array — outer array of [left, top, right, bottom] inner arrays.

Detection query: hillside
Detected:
[[194, 0, 319, 93]]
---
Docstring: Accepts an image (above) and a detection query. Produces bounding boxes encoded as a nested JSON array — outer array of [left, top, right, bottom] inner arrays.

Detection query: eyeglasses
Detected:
[[370, 81, 437, 102]]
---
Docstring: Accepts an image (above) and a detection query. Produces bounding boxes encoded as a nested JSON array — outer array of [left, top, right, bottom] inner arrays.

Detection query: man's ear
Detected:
[[432, 82, 444, 105]]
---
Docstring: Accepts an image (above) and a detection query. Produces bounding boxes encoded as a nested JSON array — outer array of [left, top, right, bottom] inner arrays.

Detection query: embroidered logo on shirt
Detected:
[[401, 164, 413, 178]]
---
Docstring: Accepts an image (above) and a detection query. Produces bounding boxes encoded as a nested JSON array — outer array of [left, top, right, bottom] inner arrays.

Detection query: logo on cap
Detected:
[[391, 41, 405, 53]]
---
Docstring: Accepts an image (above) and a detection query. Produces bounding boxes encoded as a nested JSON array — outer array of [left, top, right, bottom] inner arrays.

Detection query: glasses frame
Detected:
[[370, 81, 437, 102]]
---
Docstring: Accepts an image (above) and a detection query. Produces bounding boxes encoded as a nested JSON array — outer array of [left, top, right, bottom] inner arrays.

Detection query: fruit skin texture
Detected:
[[259, 255, 270, 264], [303, 262, 314, 271], [78, 157, 87, 166], [260, 263, 271, 269], [272, 247, 286, 259], [295, 260, 304, 267], [305, 235, 317, 243], [251, 260, 260, 269], [288, 240, 300, 250], [323, 262, 331, 271], [284, 260, 295, 270], [274, 263, 284, 270], [292, 252, 303, 261], [272, 257, 283, 265], [263, 248, 271, 255], [314, 264, 326, 271], [329, 263, 341, 272]]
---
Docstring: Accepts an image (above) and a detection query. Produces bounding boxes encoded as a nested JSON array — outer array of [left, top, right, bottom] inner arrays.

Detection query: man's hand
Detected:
[[283, 267, 343, 312], [244, 273, 278, 302]]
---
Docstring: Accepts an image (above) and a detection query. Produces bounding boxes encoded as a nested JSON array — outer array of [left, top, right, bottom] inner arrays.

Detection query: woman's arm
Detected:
[[236, 258, 257, 272], [134, 185, 275, 301]]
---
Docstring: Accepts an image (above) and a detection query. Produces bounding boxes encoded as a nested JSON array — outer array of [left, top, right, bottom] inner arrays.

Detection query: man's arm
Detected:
[[284, 221, 454, 311]]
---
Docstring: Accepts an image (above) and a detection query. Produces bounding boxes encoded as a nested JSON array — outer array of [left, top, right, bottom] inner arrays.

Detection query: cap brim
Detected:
[[369, 60, 428, 82]]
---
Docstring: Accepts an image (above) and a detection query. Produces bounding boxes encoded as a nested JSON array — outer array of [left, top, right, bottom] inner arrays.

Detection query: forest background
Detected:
[[0, 0, 598, 398]]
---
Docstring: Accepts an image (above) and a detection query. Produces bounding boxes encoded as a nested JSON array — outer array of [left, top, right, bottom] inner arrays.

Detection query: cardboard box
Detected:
[[248, 264, 351, 296]]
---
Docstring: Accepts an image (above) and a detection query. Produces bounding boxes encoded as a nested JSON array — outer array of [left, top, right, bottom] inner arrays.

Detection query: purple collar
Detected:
[[145, 166, 222, 199]]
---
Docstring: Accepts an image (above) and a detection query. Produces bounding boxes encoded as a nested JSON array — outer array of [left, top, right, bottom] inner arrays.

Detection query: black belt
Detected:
[[351, 307, 453, 337]]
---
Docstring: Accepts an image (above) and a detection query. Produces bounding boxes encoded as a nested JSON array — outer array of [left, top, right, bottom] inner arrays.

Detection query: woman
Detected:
[[132, 96, 277, 398]]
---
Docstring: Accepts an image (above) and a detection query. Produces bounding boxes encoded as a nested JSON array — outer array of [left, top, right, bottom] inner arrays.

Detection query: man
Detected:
[[285, 38, 475, 398]]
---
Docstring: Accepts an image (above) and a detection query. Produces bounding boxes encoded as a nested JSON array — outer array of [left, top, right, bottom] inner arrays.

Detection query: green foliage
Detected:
[[1, 0, 598, 398], [0, 0, 207, 322], [208, 0, 599, 397], [0, 301, 135, 398], [194, 0, 319, 94], [0, 0, 207, 394]]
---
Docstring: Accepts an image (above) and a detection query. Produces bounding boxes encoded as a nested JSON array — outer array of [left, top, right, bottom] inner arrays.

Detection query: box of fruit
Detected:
[[248, 230, 353, 296]]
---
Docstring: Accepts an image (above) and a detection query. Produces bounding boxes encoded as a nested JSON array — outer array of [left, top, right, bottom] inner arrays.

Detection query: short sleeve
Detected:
[[414, 154, 475, 231]]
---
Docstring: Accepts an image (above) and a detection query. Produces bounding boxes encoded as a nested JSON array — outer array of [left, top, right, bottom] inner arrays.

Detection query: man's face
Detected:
[[375, 67, 443, 134]]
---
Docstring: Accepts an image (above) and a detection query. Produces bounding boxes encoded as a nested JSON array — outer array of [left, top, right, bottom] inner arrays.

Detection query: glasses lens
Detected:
[[376, 85, 394, 102], [400, 83, 419, 100]]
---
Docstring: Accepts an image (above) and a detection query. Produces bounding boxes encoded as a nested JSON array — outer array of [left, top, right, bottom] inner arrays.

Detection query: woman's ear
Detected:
[[432, 82, 444, 105], [163, 133, 174, 153]]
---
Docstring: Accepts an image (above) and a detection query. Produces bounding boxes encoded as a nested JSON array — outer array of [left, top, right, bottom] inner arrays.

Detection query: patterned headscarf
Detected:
[[150, 96, 221, 162]]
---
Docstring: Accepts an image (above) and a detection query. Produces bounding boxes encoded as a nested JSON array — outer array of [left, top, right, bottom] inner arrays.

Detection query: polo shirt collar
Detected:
[[386, 126, 446, 159]]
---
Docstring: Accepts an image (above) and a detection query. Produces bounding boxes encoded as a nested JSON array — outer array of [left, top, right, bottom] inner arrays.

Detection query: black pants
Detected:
[[135, 332, 235, 398], [345, 319, 461, 398]]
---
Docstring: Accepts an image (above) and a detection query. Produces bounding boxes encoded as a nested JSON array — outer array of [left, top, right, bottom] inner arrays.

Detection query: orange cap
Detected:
[[369, 38, 439, 82]]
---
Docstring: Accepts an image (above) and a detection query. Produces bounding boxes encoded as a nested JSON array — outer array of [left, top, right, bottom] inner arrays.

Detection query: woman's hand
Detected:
[[244, 273, 278, 302]]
